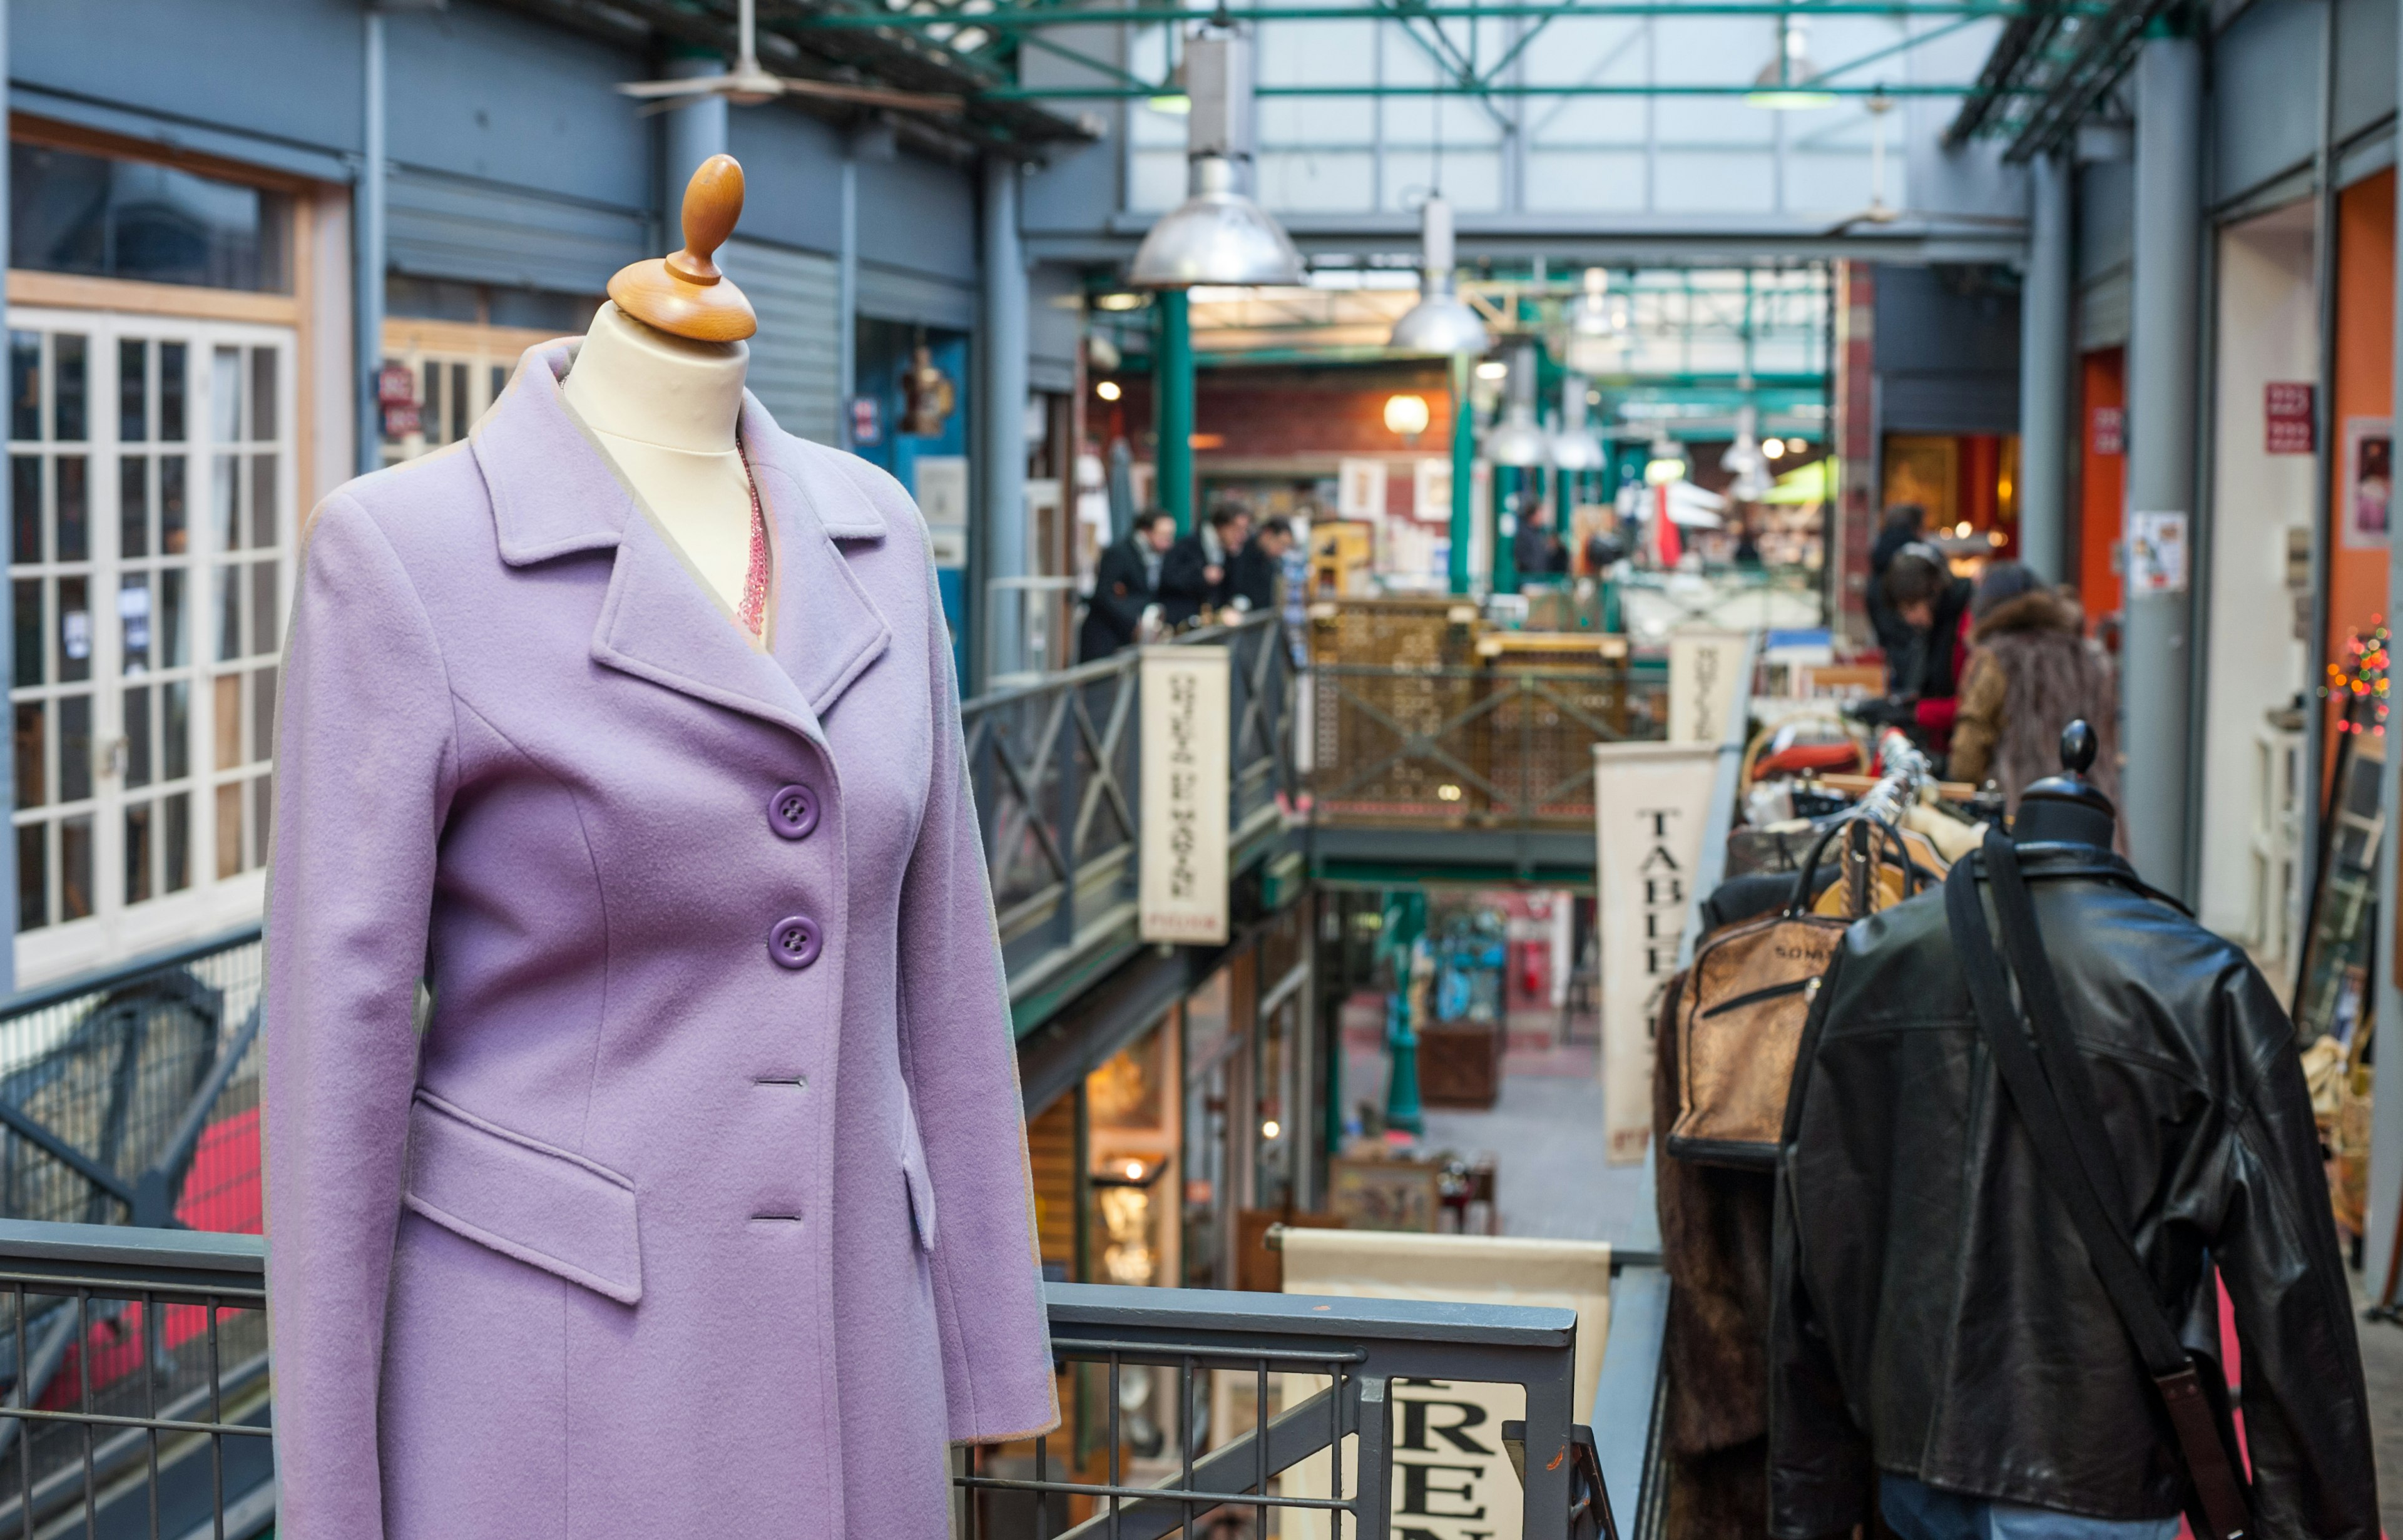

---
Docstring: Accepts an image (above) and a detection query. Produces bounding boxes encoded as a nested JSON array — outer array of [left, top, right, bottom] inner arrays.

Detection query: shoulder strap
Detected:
[[1942, 838, 2254, 1540]]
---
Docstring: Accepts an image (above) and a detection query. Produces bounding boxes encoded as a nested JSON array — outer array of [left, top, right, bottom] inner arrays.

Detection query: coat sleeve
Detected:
[[2213, 967, 2380, 1540], [891, 527, 1061, 1445], [261, 496, 457, 1540], [1767, 949, 1874, 1540], [1947, 651, 2004, 787]]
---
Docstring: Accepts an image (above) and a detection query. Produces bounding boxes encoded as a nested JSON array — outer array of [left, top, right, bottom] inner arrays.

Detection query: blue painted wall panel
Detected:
[[15, 0, 364, 157], [859, 151, 978, 284], [2212, 0, 2324, 207], [386, 4, 652, 213], [728, 110, 846, 254]]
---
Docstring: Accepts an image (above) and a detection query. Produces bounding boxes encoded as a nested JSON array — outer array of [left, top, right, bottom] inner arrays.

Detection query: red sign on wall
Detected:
[[2091, 406, 2125, 457], [2265, 381, 2316, 454]]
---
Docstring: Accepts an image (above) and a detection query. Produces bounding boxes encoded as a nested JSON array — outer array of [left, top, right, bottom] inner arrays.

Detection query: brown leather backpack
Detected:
[[1667, 818, 1915, 1168]]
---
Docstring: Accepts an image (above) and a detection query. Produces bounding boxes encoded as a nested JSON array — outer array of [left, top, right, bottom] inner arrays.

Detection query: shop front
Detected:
[[4, 123, 352, 984]]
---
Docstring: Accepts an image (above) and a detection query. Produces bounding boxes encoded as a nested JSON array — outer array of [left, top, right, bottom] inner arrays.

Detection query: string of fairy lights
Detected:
[[2325, 619, 2390, 737]]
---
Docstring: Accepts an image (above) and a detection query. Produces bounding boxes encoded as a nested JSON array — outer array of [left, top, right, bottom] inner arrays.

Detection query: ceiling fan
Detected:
[[1824, 95, 2023, 235], [617, 0, 965, 116]]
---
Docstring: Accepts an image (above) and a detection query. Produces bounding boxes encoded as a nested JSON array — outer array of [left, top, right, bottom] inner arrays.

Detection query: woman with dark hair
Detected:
[[1949, 560, 2120, 807], [1877, 543, 1976, 751], [1867, 502, 1928, 665]]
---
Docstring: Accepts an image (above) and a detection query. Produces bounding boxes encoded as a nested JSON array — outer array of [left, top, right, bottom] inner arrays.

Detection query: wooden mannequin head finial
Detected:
[[605, 155, 758, 342]]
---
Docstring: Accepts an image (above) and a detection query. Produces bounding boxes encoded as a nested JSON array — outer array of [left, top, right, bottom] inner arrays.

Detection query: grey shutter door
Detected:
[[385, 170, 646, 295], [723, 238, 841, 447]]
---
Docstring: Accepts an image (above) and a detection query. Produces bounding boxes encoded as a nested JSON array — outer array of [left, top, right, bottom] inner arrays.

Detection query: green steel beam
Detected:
[[800, 1, 2088, 25], [985, 79, 2022, 95]]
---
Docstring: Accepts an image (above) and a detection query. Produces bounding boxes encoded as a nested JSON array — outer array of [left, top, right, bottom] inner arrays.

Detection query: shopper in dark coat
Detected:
[[1879, 543, 1975, 752], [1869, 503, 1927, 682], [1228, 515, 1293, 614], [1948, 561, 2119, 808], [1079, 510, 1174, 661], [1158, 503, 1250, 626]]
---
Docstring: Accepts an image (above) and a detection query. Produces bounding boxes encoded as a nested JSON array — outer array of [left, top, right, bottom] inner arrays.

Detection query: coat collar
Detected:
[[473, 342, 892, 745]]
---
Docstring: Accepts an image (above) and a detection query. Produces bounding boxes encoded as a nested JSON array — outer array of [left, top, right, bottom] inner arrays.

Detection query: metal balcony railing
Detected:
[[0, 1221, 1647, 1540], [967, 611, 1294, 1014]]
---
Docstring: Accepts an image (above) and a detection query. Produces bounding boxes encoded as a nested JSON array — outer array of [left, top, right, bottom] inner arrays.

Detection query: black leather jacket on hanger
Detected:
[[1768, 841, 2378, 1540]]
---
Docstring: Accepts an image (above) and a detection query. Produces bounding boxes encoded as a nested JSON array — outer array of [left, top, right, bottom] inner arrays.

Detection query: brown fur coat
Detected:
[[1947, 588, 2120, 808], [1653, 974, 1776, 1540]]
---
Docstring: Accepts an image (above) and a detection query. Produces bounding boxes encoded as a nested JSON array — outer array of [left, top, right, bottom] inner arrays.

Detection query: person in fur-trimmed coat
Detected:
[[1947, 561, 2120, 808]]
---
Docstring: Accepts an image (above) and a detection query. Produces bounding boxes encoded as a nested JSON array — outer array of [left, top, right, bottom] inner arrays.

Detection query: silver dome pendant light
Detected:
[[1130, 27, 1304, 288], [1389, 195, 1490, 356]]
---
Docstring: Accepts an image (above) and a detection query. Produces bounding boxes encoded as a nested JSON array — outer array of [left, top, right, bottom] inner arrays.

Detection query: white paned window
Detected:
[[6, 309, 293, 979]]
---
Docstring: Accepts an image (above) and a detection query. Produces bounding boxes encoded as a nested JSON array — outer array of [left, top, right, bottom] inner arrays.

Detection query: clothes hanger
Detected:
[[607, 155, 760, 344]]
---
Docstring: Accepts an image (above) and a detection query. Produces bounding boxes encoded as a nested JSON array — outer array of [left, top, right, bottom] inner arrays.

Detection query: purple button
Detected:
[[768, 784, 820, 840], [769, 915, 822, 970]]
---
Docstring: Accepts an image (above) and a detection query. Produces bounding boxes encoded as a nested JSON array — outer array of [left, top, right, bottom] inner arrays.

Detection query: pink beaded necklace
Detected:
[[735, 442, 770, 640]]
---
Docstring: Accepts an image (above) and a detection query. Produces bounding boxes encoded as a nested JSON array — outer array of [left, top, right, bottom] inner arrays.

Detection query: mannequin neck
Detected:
[[561, 301, 748, 454]]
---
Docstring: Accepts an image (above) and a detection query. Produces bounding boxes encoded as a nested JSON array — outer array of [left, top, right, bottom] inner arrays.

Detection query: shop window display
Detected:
[[11, 143, 292, 295]]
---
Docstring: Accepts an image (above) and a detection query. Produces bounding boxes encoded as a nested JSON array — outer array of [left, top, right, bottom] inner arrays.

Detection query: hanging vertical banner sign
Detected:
[[1668, 630, 1748, 744], [1140, 645, 1231, 944], [1594, 742, 1718, 1165]]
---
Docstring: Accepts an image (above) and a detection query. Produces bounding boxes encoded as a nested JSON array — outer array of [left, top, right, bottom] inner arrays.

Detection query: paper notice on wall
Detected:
[[1338, 458, 1390, 519], [1667, 630, 1747, 743], [1594, 742, 1719, 1165], [2127, 511, 2190, 595], [1275, 1231, 1614, 1540], [1139, 645, 1230, 944], [1414, 457, 1453, 522], [912, 454, 970, 555], [2344, 419, 2392, 551]]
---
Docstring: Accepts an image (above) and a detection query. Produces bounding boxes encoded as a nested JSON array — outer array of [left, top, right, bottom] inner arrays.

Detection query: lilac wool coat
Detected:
[[260, 342, 1058, 1539]]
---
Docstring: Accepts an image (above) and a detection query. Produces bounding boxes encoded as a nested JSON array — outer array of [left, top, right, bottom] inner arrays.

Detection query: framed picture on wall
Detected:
[[2343, 417, 2392, 551]]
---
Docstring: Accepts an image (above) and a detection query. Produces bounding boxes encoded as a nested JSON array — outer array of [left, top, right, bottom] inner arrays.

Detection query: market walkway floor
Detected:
[[1338, 1001, 1648, 1244]]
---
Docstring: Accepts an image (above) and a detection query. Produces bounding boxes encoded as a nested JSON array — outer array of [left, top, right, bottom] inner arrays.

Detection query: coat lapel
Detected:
[[473, 343, 892, 747], [741, 396, 892, 723]]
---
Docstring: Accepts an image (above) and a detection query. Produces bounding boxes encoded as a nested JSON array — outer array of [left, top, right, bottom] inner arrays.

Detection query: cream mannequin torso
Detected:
[[560, 301, 761, 627]]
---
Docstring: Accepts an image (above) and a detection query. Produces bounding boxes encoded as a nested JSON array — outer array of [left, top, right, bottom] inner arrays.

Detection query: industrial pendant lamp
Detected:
[[1389, 195, 1491, 356], [1130, 28, 1304, 288], [1745, 15, 1835, 110], [1550, 374, 1606, 472], [1722, 400, 1773, 501], [1485, 345, 1549, 467], [1561, 268, 1624, 376]]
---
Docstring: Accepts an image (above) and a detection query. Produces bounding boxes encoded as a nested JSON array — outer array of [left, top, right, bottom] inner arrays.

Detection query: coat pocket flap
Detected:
[[900, 1099, 936, 1252], [404, 1091, 643, 1305]]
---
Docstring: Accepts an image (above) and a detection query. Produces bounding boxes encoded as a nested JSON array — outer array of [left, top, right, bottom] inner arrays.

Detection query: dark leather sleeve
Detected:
[[1767, 950, 1874, 1540], [1089, 546, 1148, 636], [2212, 966, 2380, 1540], [1158, 538, 1210, 602]]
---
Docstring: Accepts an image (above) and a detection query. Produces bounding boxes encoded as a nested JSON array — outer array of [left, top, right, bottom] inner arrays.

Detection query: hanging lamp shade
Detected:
[[1562, 268, 1622, 376], [1389, 195, 1490, 356], [1485, 344, 1549, 467], [1128, 29, 1305, 288], [1550, 372, 1605, 471], [1721, 400, 1773, 501], [1745, 16, 1835, 109]]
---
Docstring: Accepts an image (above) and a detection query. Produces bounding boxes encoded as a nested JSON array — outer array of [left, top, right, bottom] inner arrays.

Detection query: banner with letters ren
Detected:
[[1140, 645, 1231, 945], [1594, 742, 1718, 1165], [1276, 1231, 1613, 1540]]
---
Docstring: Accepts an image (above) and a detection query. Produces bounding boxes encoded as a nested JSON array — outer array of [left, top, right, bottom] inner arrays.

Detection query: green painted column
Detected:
[[1492, 467, 1523, 595], [1449, 354, 1474, 594], [1380, 891, 1427, 1136], [1155, 288, 1195, 532]]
